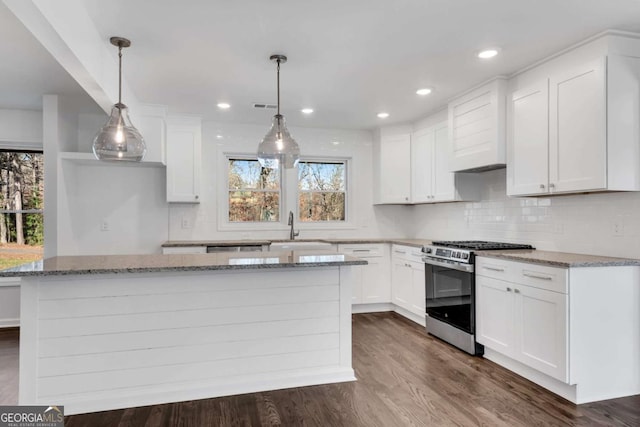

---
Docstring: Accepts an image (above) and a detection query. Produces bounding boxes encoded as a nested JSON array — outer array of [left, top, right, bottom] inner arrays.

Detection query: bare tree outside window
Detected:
[[228, 159, 280, 222], [0, 151, 44, 269], [298, 161, 346, 222]]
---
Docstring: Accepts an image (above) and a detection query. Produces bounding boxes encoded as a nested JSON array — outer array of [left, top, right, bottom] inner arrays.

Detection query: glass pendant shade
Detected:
[[258, 114, 300, 169], [92, 103, 146, 161]]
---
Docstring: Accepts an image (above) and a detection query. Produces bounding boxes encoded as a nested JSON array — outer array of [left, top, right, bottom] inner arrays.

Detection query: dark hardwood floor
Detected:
[[1, 314, 639, 426]]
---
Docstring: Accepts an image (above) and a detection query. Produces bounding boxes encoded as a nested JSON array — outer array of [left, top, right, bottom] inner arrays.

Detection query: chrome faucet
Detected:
[[288, 211, 299, 240]]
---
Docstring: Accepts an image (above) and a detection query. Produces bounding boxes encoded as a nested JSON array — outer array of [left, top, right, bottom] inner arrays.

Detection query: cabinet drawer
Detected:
[[162, 246, 207, 254], [338, 244, 386, 257], [476, 257, 567, 294], [476, 257, 513, 280], [513, 263, 567, 294], [392, 244, 423, 263]]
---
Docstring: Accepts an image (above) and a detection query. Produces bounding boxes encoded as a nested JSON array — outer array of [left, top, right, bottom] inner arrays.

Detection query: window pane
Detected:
[[298, 162, 345, 191], [229, 191, 279, 222], [299, 192, 345, 222], [229, 159, 279, 190]]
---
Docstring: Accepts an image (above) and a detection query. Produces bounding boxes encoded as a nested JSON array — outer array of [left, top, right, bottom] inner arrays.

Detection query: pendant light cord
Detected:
[[118, 44, 123, 105], [276, 59, 281, 116]]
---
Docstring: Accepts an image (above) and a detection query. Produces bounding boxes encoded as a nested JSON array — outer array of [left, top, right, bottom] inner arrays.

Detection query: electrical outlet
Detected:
[[100, 220, 109, 232], [613, 221, 624, 236], [181, 217, 192, 229]]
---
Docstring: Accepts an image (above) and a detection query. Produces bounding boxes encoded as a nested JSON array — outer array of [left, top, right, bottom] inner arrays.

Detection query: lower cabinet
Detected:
[[391, 245, 425, 319], [476, 258, 568, 382], [338, 244, 390, 305]]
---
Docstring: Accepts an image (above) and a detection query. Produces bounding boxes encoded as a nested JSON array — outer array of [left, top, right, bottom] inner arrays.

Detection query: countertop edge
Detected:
[[0, 259, 369, 278], [476, 252, 640, 268], [161, 239, 430, 248]]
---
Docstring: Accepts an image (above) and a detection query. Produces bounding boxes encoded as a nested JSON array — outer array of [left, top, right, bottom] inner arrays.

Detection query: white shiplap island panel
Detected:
[[19, 261, 358, 415]]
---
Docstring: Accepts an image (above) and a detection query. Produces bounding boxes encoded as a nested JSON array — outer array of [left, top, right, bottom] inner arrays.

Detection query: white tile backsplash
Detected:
[[412, 168, 640, 259]]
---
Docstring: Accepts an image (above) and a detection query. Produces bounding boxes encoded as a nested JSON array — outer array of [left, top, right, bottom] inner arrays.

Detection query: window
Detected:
[[228, 158, 280, 222], [0, 150, 44, 269], [298, 161, 346, 222]]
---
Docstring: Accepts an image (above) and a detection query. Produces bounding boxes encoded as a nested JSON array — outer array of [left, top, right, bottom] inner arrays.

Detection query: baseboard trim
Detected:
[[33, 367, 356, 416], [352, 303, 393, 314], [0, 318, 19, 328]]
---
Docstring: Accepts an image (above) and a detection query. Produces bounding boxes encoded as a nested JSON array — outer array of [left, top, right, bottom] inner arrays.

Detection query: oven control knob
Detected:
[[461, 253, 469, 260], [424, 247, 432, 254]]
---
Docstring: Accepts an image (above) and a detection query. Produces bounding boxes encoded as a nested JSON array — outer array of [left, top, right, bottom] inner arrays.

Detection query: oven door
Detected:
[[424, 257, 475, 334]]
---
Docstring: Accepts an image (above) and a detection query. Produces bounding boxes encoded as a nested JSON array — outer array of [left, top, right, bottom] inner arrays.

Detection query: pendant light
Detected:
[[92, 37, 146, 162], [257, 54, 300, 169]]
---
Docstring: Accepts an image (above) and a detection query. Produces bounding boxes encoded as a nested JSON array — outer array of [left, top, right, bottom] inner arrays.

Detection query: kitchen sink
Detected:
[[269, 241, 333, 251]]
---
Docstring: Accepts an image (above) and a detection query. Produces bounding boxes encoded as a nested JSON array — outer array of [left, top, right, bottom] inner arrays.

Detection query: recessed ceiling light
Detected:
[[301, 108, 314, 114], [477, 48, 500, 59], [331, 141, 341, 146], [217, 102, 231, 109], [216, 135, 223, 139], [416, 88, 432, 96], [377, 112, 389, 119]]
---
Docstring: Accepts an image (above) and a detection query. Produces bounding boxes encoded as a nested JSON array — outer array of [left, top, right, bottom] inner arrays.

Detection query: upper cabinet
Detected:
[[507, 40, 640, 196], [166, 116, 202, 203], [448, 78, 507, 172], [373, 126, 412, 204], [373, 122, 478, 205]]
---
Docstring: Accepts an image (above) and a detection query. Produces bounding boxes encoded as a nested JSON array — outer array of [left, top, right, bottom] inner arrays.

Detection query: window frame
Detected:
[[218, 152, 355, 231], [296, 158, 348, 224]]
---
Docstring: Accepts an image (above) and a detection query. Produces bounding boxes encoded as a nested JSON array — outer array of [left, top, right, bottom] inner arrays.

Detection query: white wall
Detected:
[[412, 168, 640, 259], [168, 121, 411, 241]]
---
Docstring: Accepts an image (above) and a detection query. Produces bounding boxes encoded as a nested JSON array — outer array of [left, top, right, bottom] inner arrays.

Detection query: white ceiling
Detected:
[[0, 2, 100, 111], [7, 1, 640, 128]]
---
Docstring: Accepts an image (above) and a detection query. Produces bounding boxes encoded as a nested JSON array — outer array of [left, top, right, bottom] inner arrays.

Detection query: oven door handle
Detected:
[[422, 257, 474, 273]]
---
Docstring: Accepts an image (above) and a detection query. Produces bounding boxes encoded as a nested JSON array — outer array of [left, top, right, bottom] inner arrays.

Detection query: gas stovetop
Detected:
[[422, 241, 534, 264], [430, 240, 534, 251]]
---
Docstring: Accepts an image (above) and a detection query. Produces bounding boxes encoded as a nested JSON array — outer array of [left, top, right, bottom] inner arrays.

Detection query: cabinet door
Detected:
[[432, 123, 456, 202], [549, 58, 607, 193], [361, 257, 391, 304], [507, 80, 550, 196], [410, 129, 434, 203], [166, 118, 202, 203], [515, 285, 568, 382], [476, 276, 516, 357], [409, 261, 426, 316], [379, 133, 411, 203], [391, 258, 412, 311]]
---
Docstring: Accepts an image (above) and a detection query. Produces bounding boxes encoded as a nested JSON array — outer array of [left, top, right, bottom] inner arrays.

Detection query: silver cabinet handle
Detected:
[[549, 183, 555, 189], [523, 272, 553, 281], [405, 197, 409, 201], [394, 250, 407, 254], [195, 195, 199, 199], [540, 184, 545, 189], [514, 289, 521, 294], [483, 266, 505, 272], [506, 287, 512, 292], [352, 249, 371, 253]]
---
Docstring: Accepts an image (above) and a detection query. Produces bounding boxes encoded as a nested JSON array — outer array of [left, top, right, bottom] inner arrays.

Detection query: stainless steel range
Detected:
[[422, 240, 534, 355]]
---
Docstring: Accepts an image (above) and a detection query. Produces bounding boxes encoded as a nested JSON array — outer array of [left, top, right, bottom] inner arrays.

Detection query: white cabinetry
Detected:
[[476, 260, 568, 382], [136, 104, 167, 164], [391, 245, 425, 324], [373, 127, 411, 204], [448, 78, 507, 172], [338, 244, 390, 306], [475, 255, 640, 404], [508, 52, 640, 196], [375, 122, 477, 204], [166, 116, 202, 203]]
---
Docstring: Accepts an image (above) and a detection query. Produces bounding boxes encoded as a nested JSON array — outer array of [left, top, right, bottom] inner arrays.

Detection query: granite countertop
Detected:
[[476, 249, 640, 268], [0, 250, 367, 277], [161, 238, 432, 248]]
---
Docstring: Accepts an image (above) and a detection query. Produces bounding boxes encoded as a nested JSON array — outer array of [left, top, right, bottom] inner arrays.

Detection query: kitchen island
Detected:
[[6, 251, 366, 415]]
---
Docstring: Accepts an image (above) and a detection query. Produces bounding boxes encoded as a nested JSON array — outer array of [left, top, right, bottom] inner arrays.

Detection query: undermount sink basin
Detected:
[[269, 241, 333, 251]]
